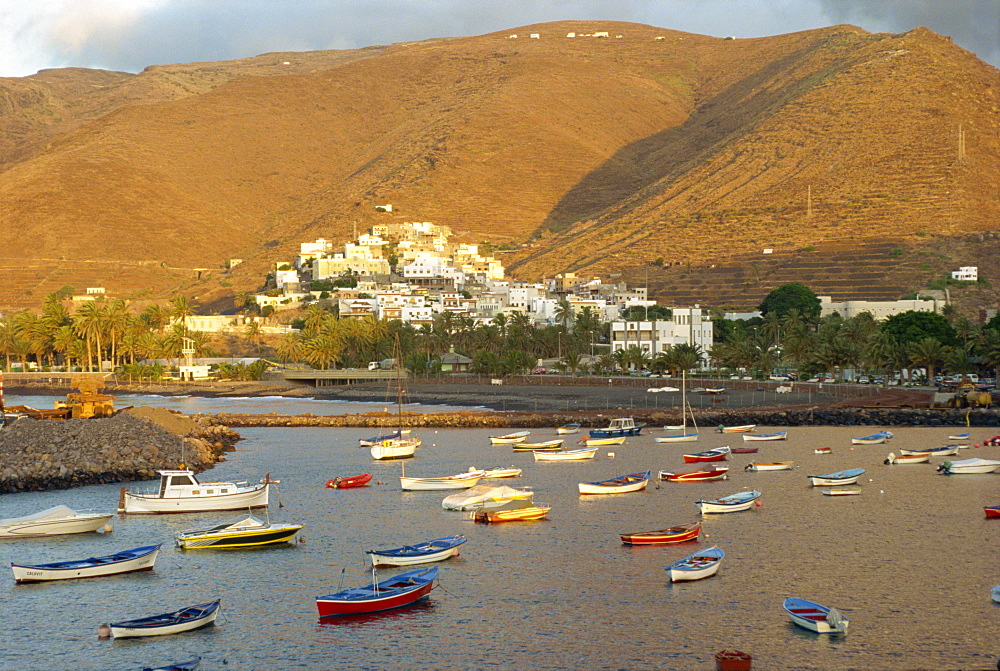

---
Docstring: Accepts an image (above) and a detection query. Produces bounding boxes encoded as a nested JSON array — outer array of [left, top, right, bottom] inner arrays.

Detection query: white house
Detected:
[[610, 309, 713, 366], [951, 266, 978, 282], [819, 296, 944, 320]]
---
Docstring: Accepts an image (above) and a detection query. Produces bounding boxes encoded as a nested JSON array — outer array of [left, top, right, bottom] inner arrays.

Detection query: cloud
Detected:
[[1, 0, 997, 77]]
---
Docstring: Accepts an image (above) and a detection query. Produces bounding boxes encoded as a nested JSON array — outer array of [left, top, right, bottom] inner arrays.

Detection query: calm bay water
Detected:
[[0, 395, 998, 670]]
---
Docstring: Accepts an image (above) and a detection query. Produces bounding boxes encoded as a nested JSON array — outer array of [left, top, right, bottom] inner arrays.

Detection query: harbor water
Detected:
[[0, 396, 997, 670]]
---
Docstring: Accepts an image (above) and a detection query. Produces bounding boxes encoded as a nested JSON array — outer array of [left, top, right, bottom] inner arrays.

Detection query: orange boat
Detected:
[[325, 473, 373, 489], [619, 522, 701, 545], [471, 501, 550, 523], [658, 466, 729, 482]]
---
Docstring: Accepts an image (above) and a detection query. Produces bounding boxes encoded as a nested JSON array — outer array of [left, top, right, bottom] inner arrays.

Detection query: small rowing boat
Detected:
[[556, 423, 581, 435], [697, 490, 761, 514], [822, 487, 861, 496], [783, 597, 848, 634], [682, 446, 730, 463], [533, 447, 598, 461], [471, 501, 551, 523], [808, 468, 865, 487], [580, 435, 626, 446], [107, 601, 220, 638], [717, 424, 756, 433], [814, 447, 833, 455], [851, 430, 893, 445], [325, 473, 373, 489], [665, 546, 724, 582], [316, 567, 436, 617], [12, 544, 160, 583], [366, 535, 466, 567], [659, 466, 729, 482], [620, 522, 700, 545], [884, 452, 930, 465], [745, 461, 794, 472], [511, 439, 564, 451], [489, 431, 530, 445], [578, 470, 651, 495], [742, 431, 788, 442]]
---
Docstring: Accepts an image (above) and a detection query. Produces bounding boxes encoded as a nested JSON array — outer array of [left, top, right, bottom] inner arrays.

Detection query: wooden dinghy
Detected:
[[884, 452, 930, 465], [366, 535, 467, 567], [665, 546, 725, 582], [783, 597, 849, 634], [744, 461, 794, 472], [620, 522, 700, 545], [697, 490, 761, 514], [807, 468, 865, 487], [659, 466, 729, 482], [578, 471, 651, 495], [106, 601, 220, 638], [742, 431, 788, 442], [12, 544, 160, 583], [316, 567, 437, 617]]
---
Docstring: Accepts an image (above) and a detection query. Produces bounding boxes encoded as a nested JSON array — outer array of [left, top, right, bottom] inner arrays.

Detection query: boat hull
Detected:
[[316, 567, 437, 617], [655, 433, 698, 443], [899, 447, 958, 457], [0, 512, 114, 538], [533, 448, 598, 461], [697, 491, 761, 514], [809, 475, 862, 486], [682, 448, 730, 463], [12, 544, 160, 583], [659, 467, 729, 482], [620, 523, 700, 545], [176, 524, 302, 549], [400, 475, 482, 491], [489, 432, 530, 445], [745, 462, 794, 472], [743, 431, 787, 442], [367, 536, 466, 567], [121, 484, 269, 514], [666, 547, 725, 582], [556, 424, 581, 435], [938, 458, 1000, 474], [472, 506, 550, 523], [370, 440, 419, 460], [326, 473, 373, 489], [110, 601, 220, 638], [985, 506, 1000, 518], [578, 471, 651, 495], [582, 436, 626, 446]]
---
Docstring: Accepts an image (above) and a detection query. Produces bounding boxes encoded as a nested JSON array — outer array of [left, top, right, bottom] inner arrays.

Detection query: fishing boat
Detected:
[[851, 430, 893, 445], [533, 447, 599, 461], [807, 468, 866, 487], [659, 466, 730, 482], [730, 446, 759, 454], [325, 473, 373, 489], [814, 447, 833, 454], [682, 446, 731, 463], [620, 522, 700, 545], [665, 546, 725, 582], [511, 439, 564, 451], [578, 470, 651, 495], [489, 431, 531, 445], [948, 432, 972, 441], [783, 597, 849, 634], [745, 461, 794, 472], [118, 470, 271, 514], [696, 490, 761, 514], [480, 466, 522, 479], [370, 340, 422, 460], [883, 452, 930, 465], [742, 430, 788, 442], [471, 501, 551, 523], [580, 435, 626, 446], [400, 468, 484, 491], [367, 535, 467, 567], [822, 487, 861, 496], [657, 371, 698, 443], [985, 506, 1000, 518], [899, 445, 960, 457], [11, 544, 160, 583], [589, 417, 645, 438], [358, 429, 410, 447], [174, 516, 303, 549], [0, 505, 114, 538], [441, 484, 534, 511], [937, 458, 1000, 475], [316, 567, 437, 617], [107, 600, 220, 638], [556, 423, 581, 435], [717, 424, 756, 433], [370, 436, 421, 460]]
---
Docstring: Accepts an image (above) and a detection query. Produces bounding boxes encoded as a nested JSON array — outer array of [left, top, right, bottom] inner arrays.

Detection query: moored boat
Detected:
[[620, 522, 700, 545], [441, 484, 534, 511], [682, 446, 731, 463], [814, 447, 833, 454], [659, 466, 729, 482], [947, 432, 972, 441], [697, 490, 761, 514], [533, 447, 599, 461], [936, 458, 1000, 475], [665, 545, 725, 582], [400, 469, 484, 491], [851, 430, 893, 445], [118, 470, 271, 515], [489, 431, 531, 445], [822, 487, 861, 496], [883, 452, 930, 465], [808, 468, 866, 487], [316, 567, 437, 617], [359, 429, 410, 447], [175, 516, 303, 549], [511, 439, 564, 451], [107, 600, 220, 638], [578, 470, 651, 495], [783, 597, 849, 634], [654, 432, 699, 443], [589, 418, 645, 438], [370, 437, 421, 460], [580, 435, 626, 446], [480, 466, 522, 479], [325, 473, 373, 489], [730, 446, 759, 454], [556, 423, 581, 435], [717, 424, 756, 433], [742, 431, 787, 442], [367, 535, 467, 567], [471, 501, 551, 523], [744, 461, 794, 472], [985, 506, 1000, 518], [992, 585, 1000, 603], [0, 505, 114, 538], [12, 544, 160, 583], [898, 445, 959, 457]]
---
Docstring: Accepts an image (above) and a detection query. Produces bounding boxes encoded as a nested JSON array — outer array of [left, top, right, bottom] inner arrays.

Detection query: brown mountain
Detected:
[[0, 21, 997, 314]]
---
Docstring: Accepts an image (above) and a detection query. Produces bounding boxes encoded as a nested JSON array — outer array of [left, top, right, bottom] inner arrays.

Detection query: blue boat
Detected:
[[851, 431, 893, 445], [12, 543, 161, 583], [665, 545, 725, 582], [589, 418, 645, 438], [316, 566, 438, 617], [108, 601, 220, 638], [366, 535, 467, 567], [808, 468, 866, 487]]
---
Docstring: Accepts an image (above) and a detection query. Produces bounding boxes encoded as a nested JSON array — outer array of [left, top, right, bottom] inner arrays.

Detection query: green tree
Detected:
[[758, 283, 821, 321], [882, 311, 960, 347]]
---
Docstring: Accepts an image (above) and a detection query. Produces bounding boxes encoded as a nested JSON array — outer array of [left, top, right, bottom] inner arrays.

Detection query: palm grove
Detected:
[[1, 284, 998, 384]]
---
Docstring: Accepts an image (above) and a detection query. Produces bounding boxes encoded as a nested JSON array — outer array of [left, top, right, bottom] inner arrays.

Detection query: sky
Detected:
[[1, 0, 998, 78]]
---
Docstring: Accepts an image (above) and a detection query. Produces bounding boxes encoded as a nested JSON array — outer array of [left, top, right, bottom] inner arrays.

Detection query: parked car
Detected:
[[532, 368, 547, 375], [857, 375, 871, 384]]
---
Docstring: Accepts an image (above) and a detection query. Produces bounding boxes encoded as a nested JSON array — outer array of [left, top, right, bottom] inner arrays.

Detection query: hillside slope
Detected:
[[0, 21, 997, 312]]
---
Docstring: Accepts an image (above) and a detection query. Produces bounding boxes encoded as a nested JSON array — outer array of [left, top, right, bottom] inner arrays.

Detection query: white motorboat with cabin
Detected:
[[118, 470, 271, 514]]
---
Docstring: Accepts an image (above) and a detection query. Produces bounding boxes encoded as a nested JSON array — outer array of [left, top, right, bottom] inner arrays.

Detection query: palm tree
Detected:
[[561, 350, 583, 377], [244, 320, 264, 355], [276, 333, 305, 364], [554, 298, 574, 331], [304, 335, 342, 369], [169, 296, 198, 338], [73, 301, 106, 371], [908, 337, 949, 384], [104, 298, 130, 369]]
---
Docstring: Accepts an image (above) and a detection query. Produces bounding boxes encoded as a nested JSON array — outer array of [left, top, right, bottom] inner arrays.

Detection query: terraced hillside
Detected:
[[0, 21, 997, 313]]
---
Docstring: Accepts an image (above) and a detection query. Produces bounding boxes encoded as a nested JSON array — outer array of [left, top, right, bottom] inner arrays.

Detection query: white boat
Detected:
[[665, 546, 725, 582], [370, 437, 421, 460], [480, 466, 522, 479], [937, 458, 1000, 475], [992, 585, 1000, 604], [108, 601, 220, 638], [400, 468, 485, 491], [533, 447, 599, 461], [581, 435, 626, 446], [118, 470, 271, 514], [717, 424, 756, 433], [884, 452, 930, 465], [0, 505, 114, 538], [656, 370, 698, 443], [851, 430, 893, 445], [743, 431, 788, 442], [441, 484, 534, 511], [948, 432, 972, 441], [489, 431, 531, 445], [578, 471, 651, 495], [697, 490, 761, 514], [12, 544, 160, 583], [783, 597, 849, 634], [744, 461, 794, 472], [655, 432, 699, 443], [899, 445, 960, 457], [556, 423, 581, 435], [366, 535, 467, 567], [822, 487, 861, 496], [807, 468, 865, 487]]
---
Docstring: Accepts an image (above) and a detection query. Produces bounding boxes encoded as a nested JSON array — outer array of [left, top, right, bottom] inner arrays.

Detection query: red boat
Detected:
[[620, 522, 701, 545], [316, 567, 437, 617], [985, 506, 1000, 518], [682, 447, 730, 463], [730, 446, 759, 454], [658, 466, 730, 482], [325, 473, 373, 489]]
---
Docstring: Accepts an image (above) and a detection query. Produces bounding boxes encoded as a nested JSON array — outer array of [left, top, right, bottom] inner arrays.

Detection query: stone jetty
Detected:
[[0, 407, 241, 494]]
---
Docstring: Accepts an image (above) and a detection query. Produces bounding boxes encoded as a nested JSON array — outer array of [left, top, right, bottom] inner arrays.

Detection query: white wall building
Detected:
[[610, 310, 713, 366], [951, 266, 978, 282], [819, 296, 944, 320]]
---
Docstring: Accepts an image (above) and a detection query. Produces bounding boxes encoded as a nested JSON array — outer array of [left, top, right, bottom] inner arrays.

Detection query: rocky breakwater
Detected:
[[0, 407, 242, 494]]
